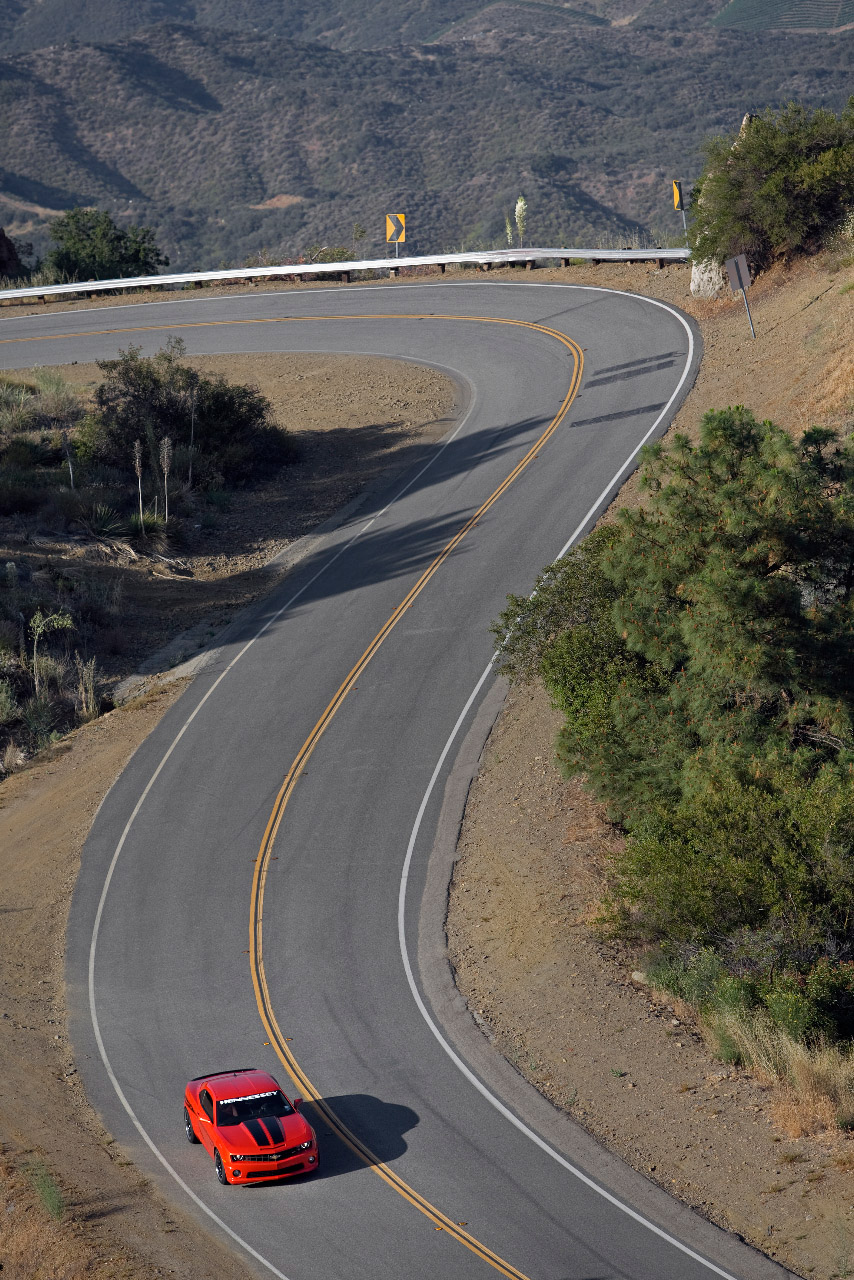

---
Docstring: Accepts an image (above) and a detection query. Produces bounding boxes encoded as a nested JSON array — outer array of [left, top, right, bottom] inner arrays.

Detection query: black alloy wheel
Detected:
[[184, 1106, 200, 1143], [214, 1149, 229, 1185]]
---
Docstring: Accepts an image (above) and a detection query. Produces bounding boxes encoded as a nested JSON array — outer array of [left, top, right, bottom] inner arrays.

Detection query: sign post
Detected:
[[672, 180, 688, 245], [725, 253, 755, 339], [386, 213, 405, 259]]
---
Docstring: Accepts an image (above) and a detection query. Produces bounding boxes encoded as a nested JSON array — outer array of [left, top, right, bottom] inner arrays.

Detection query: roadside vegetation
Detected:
[[689, 97, 854, 267], [0, 207, 169, 289], [490, 94, 854, 1131], [493, 408, 854, 1127], [0, 341, 296, 776]]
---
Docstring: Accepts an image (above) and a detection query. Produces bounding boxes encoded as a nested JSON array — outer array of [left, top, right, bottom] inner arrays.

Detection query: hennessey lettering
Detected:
[[219, 1090, 277, 1105]]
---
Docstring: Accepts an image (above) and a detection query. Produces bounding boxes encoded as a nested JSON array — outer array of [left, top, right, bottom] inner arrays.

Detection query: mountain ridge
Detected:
[[7, 0, 853, 55], [1, 10, 852, 269]]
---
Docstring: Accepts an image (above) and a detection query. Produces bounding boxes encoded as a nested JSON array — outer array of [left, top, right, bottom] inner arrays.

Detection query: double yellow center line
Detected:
[[247, 315, 583, 1279], [6, 305, 582, 1275]]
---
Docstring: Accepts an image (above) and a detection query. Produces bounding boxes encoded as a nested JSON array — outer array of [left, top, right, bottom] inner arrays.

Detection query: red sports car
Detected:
[[183, 1067, 319, 1184]]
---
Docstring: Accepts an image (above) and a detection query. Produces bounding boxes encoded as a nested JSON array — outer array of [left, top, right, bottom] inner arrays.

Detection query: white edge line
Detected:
[[86, 378, 477, 1279], [396, 302, 741, 1280], [2, 275, 667, 332]]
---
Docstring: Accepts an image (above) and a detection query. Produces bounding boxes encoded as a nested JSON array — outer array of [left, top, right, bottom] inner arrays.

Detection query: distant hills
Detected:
[[714, 0, 854, 30], [0, 1, 852, 270], [5, 0, 854, 52]]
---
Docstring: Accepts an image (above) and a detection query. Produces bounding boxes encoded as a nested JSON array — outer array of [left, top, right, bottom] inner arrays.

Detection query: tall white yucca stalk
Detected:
[[160, 435, 173, 524], [132, 438, 145, 531], [515, 194, 527, 247]]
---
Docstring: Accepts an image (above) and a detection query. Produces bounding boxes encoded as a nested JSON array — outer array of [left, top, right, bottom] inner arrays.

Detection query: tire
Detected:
[[214, 1149, 229, 1185], [184, 1106, 200, 1144]]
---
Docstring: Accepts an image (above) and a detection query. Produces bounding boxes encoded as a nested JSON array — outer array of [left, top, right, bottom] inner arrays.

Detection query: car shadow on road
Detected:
[[238, 1093, 418, 1188], [306, 1093, 419, 1180]]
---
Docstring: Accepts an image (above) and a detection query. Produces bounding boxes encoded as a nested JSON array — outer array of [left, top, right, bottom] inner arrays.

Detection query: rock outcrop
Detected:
[[690, 258, 725, 297]]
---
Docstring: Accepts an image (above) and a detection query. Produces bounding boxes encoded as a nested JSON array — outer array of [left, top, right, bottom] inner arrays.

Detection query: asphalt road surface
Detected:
[[1, 282, 794, 1280]]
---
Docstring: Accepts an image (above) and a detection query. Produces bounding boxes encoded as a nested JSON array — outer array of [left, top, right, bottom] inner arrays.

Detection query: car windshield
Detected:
[[216, 1089, 294, 1127]]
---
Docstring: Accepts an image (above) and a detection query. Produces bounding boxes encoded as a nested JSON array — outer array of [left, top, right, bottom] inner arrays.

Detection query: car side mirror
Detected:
[[293, 1097, 302, 1111]]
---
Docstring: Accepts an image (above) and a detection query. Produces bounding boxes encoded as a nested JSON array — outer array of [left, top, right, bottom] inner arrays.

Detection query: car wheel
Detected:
[[214, 1149, 229, 1185], [184, 1106, 200, 1144]]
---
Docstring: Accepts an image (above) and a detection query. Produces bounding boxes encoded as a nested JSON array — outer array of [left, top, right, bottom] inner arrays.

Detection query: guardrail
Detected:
[[0, 246, 691, 305]]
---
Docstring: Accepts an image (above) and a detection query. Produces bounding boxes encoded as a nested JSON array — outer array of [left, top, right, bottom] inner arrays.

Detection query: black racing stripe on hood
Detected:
[[263, 1115, 284, 1144], [244, 1118, 271, 1147]]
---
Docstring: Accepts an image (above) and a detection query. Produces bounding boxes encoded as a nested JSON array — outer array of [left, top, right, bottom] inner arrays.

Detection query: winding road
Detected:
[[2, 282, 794, 1280]]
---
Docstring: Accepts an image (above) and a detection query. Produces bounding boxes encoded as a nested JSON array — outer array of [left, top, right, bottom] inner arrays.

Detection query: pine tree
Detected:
[[492, 408, 854, 974]]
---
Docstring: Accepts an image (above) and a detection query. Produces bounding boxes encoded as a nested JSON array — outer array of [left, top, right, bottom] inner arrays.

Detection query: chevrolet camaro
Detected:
[[183, 1067, 319, 1184]]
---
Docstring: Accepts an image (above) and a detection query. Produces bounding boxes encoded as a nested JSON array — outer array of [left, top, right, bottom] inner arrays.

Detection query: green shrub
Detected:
[[496, 410, 854, 827], [38, 489, 84, 530], [68, 575, 123, 628], [764, 975, 826, 1042], [82, 503, 128, 539], [306, 244, 352, 263], [205, 489, 231, 511], [0, 678, 18, 726], [128, 509, 171, 553], [601, 766, 854, 949], [494, 406, 854, 1046], [0, 480, 42, 516], [44, 207, 168, 282], [20, 692, 60, 751], [689, 98, 854, 267], [2, 438, 44, 468], [87, 340, 297, 486], [646, 946, 854, 1048]]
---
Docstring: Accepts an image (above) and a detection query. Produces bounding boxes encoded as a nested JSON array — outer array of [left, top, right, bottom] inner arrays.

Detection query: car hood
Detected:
[[224, 1113, 312, 1153]]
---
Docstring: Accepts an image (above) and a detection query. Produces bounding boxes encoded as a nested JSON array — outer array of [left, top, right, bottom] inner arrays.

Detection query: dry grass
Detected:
[[0, 1152, 137, 1280], [712, 1010, 854, 1137], [812, 307, 854, 421]]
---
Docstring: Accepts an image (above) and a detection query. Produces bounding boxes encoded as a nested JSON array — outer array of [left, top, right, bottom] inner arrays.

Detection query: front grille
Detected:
[[239, 1144, 307, 1163], [247, 1163, 303, 1178]]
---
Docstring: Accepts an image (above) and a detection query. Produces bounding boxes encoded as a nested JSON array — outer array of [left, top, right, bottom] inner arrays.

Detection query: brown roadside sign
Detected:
[[725, 253, 751, 292]]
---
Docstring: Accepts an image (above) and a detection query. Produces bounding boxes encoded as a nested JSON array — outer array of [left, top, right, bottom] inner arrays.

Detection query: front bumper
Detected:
[[227, 1147, 318, 1182]]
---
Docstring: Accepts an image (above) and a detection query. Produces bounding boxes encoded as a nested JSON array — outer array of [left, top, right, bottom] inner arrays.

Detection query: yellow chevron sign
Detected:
[[386, 213, 405, 244], [672, 180, 684, 212]]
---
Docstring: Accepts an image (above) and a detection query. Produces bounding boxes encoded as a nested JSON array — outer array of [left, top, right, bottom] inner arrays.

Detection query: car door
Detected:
[[196, 1087, 216, 1154]]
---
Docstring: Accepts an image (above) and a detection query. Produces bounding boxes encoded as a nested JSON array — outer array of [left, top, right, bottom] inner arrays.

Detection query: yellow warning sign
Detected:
[[672, 180, 684, 212], [386, 214, 405, 244]]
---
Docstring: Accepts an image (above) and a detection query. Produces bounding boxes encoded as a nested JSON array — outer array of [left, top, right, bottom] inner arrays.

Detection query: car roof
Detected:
[[200, 1069, 280, 1102]]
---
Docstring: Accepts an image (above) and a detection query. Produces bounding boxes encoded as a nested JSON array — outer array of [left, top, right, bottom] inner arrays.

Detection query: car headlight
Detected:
[[230, 1153, 252, 1161], [299, 1140, 312, 1150]]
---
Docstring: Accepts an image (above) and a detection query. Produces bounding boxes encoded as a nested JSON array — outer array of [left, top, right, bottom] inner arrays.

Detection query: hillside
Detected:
[[0, 0, 713, 55], [7, 0, 854, 53], [1, 17, 852, 270], [715, 0, 854, 29]]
